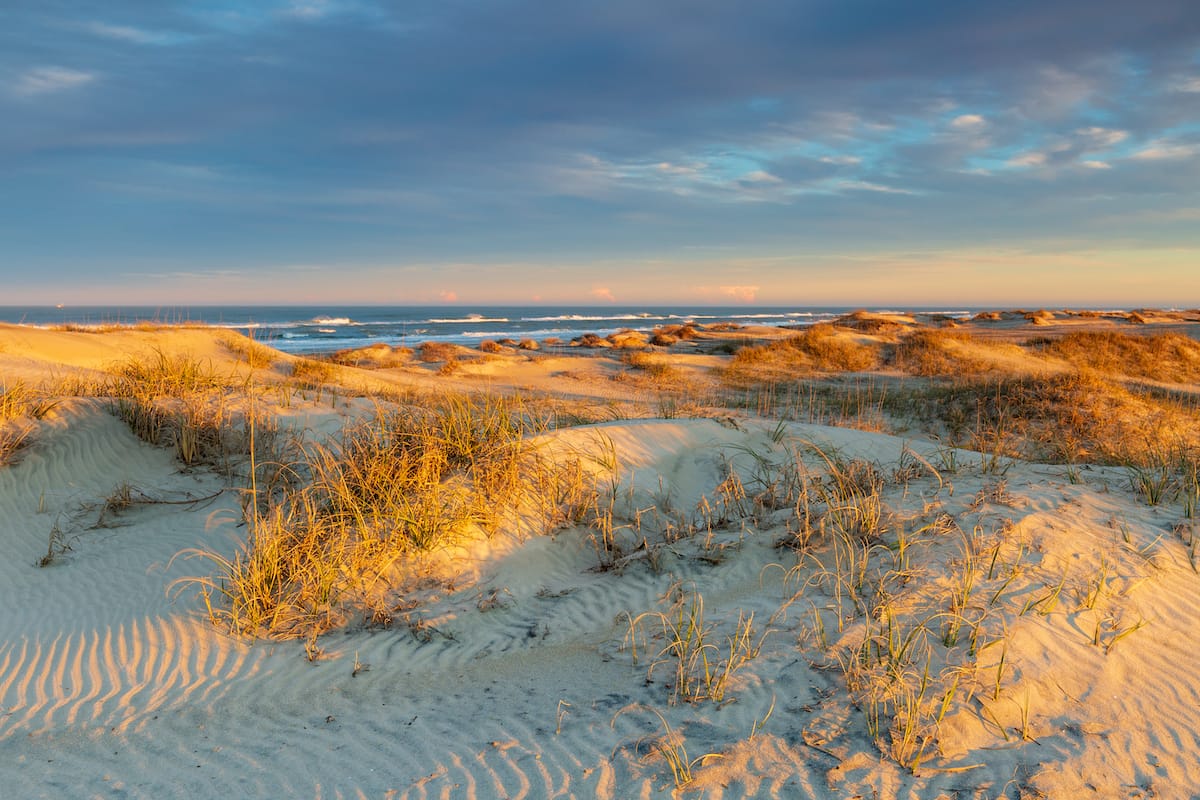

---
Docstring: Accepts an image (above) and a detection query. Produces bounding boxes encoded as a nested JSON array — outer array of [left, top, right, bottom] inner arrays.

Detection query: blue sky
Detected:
[[3, 1, 1199, 306]]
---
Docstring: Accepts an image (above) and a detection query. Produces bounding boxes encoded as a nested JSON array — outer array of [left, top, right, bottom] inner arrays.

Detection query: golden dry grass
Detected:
[[331, 343, 413, 369], [289, 357, 338, 389], [616, 351, 686, 384], [107, 349, 277, 471], [220, 332, 276, 369], [888, 371, 1200, 465], [890, 329, 1037, 378], [1034, 330, 1200, 383], [721, 324, 880, 386], [419, 341, 460, 363], [0, 381, 42, 464], [176, 392, 569, 637]]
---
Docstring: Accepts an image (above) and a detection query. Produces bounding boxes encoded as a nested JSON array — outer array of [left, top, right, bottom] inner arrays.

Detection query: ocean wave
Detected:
[[190, 321, 267, 330], [270, 335, 390, 353], [427, 316, 510, 324], [523, 314, 669, 323], [873, 309, 973, 318]]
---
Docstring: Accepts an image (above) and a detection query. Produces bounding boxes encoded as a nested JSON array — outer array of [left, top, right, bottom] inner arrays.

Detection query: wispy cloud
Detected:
[[13, 66, 96, 97], [84, 22, 187, 46], [950, 114, 986, 130], [1172, 77, 1200, 93], [285, 0, 337, 19], [1130, 139, 1200, 161], [120, 269, 245, 281], [832, 180, 915, 195], [592, 286, 616, 303], [741, 170, 781, 184], [1075, 127, 1128, 149], [819, 155, 862, 165]]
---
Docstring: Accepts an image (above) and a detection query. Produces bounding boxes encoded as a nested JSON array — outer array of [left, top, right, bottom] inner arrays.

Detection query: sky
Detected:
[[2, 1, 1200, 307]]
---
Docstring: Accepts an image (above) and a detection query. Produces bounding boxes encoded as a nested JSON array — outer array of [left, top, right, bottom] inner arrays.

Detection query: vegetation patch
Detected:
[[721, 324, 880, 386], [1033, 330, 1200, 383], [176, 393, 568, 637]]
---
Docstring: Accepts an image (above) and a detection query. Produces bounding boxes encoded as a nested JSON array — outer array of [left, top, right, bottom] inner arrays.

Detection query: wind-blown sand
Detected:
[[2, 320, 1200, 798]]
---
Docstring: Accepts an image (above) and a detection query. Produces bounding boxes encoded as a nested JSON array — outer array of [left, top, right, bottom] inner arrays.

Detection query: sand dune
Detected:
[[3, 324, 1200, 797]]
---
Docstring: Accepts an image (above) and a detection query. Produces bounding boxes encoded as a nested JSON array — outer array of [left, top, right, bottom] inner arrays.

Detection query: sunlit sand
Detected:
[[2, 309, 1199, 797]]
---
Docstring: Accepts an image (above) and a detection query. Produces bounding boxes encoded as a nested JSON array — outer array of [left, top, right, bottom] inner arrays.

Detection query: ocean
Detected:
[[0, 305, 981, 355]]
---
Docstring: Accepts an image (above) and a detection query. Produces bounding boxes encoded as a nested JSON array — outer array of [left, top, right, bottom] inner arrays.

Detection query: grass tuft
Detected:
[[175, 392, 560, 638]]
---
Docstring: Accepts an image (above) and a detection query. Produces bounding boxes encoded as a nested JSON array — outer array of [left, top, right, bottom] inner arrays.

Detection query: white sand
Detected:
[[2, 328, 1200, 798]]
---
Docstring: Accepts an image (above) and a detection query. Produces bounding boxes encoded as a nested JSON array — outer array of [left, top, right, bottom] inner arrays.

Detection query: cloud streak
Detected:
[[13, 66, 96, 96]]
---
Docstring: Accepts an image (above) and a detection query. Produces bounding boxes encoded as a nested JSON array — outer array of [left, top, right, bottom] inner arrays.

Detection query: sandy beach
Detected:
[[3, 310, 1200, 798]]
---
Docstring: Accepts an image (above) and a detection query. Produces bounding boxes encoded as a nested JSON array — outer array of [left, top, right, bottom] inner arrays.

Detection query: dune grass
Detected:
[[889, 329, 1037, 378], [1, 380, 65, 465], [220, 332, 277, 369], [107, 349, 280, 471], [626, 587, 767, 705], [0, 385, 34, 465], [176, 392, 568, 637], [1034, 330, 1200, 383], [721, 324, 880, 386], [885, 371, 1200, 466]]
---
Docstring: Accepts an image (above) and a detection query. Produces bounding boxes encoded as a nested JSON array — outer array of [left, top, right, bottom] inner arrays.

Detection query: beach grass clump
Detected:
[[724, 379, 893, 433], [721, 325, 879, 386], [331, 343, 413, 369], [1, 380, 38, 422], [289, 357, 338, 389], [0, 424, 31, 465], [108, 349, 275, 470], [418, 341, 460, 363], [110, 347, 239, 397], [889, 329, 1031, 378], [0, 376, 109, 465], [774, 452, 977, 771], [791, 324, 881, 371], [617, 351, 686, 385], [180, 392, 561, 638], [626, 588, 766, 705], [1034, 331, 1200, 383], [783, 469, 1045, 771], [886, 371, 1200, 465], [0, 382, 41, 465], [220, 332, 276, 369]]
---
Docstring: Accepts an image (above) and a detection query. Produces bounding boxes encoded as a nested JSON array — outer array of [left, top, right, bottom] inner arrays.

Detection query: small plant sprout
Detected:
[[1017, 689, 1034, 741], [1105, 618, 1148, 655], [1019, 573, 1066, 617], [38, 518, 70, 567], [1082, 558, 1110, 610], [1126, 460, 1175, 506], [994, 638, 1009, 700], [610, 705, 721, 790], [628, 589, 766, 705], [750, 695, 776, 741], [305, 630, 323, 662], [555, 700, 571, 735]]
